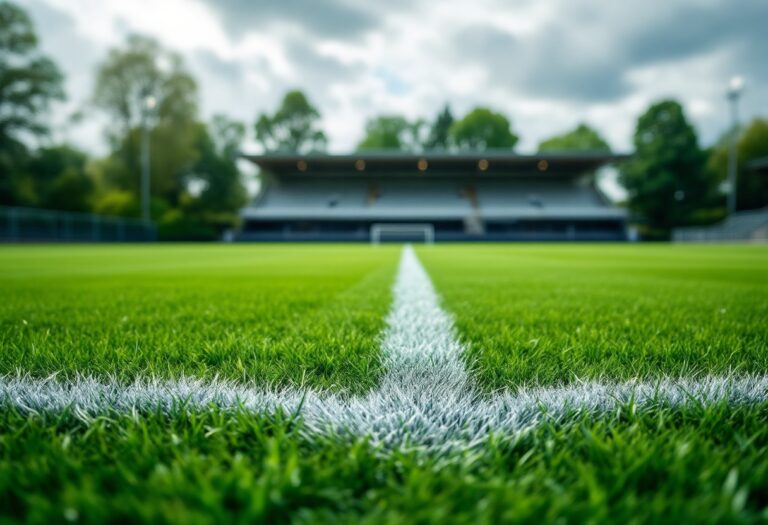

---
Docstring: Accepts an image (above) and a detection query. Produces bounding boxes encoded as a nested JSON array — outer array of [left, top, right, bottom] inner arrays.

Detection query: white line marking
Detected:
[[2, 246, 767, 453]]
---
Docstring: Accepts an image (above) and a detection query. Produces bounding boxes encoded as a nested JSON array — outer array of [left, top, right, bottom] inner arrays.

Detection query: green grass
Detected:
[[0, 245, 399, 392], [419, 244, 768, 390], [1, 243, 768, 524], [3, 402, 768, 524]]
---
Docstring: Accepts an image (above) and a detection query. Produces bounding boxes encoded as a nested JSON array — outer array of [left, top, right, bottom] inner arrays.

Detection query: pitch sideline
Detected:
[[1, 245, 766, 452]]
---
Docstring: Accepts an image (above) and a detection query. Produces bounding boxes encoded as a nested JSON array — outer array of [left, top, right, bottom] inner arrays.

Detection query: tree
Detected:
[[92, 35, 200, 204], [620, 100, 718, 237], [423, 105, 454, 150], [357, 115, 423, 151], [538, 123, 610, 152], [211, 114, 245, 160], [93, 35, 197, 143], [450, 107, 518, 151], [45, 166, 95, 212], [21, 145, 93, 211], [255, 90, 326, 153], [154, 116, 247, 240], [706, 118, 768, 211], [0, 2, 64, 204], [193, 115, 247, 214], [92, 188, 138, 218]]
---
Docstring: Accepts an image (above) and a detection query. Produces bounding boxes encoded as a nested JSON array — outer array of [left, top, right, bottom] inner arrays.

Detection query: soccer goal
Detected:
[[370, 223, 435, 244]]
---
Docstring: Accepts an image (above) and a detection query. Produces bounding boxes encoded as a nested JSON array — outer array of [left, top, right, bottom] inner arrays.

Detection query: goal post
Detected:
[[370, 223, 435, 245]]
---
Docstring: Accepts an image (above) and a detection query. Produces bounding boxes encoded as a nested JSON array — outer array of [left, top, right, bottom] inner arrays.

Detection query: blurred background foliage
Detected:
[[0, 1, 766, 240]]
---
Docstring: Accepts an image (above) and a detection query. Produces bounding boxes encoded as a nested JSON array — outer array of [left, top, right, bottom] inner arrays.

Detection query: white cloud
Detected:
[[26, 0, 767, 158]]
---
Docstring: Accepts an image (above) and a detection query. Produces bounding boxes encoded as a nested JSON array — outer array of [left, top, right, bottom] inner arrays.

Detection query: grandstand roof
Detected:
[[242, 151, 627, 177]]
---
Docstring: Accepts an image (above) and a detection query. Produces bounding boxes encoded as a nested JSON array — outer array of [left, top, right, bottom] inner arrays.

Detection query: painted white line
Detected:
[[1, 246, 767, 453]]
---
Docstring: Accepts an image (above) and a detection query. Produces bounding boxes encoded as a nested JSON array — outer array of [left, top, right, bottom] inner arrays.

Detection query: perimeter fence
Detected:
[[0, 206, 155, 242]]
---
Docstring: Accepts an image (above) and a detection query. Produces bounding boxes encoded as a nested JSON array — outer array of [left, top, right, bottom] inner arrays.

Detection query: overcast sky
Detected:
[[25, 0, 768, 157]]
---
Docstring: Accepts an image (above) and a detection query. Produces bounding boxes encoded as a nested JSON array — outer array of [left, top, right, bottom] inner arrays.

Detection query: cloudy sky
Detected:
[[25, 0, 768, 156]]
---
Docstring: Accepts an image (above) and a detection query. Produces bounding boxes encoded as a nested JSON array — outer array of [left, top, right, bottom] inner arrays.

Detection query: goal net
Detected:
[[370, 223, 435, 244]]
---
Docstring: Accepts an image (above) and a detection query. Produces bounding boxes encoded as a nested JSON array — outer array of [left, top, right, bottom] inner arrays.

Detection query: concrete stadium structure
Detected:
[[239, 152, 628, 242]]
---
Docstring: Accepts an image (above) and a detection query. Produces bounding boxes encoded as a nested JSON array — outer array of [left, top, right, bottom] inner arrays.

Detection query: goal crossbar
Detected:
[[370, 223, 435, 245]]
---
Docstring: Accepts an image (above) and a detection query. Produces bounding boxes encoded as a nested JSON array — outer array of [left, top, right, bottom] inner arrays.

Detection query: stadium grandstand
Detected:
[[238, 152, 628, 242]]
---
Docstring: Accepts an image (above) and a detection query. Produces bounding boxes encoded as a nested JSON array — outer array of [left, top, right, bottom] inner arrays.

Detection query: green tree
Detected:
[[194, 115, 247, 214], [211, 114, 245, 160], [538, 123, 610, 152], [93, 35, 197, 143], [45, 166, 95, 212], [21, 145, 93, 211], [450, 107, 518, 151], [92, 188, 138, 218], [620, 100, 717, 237], [706, 118, 768, 211], [255, 90, 326, 153], [156, 116, 247, 240], [357, 115, 423, 151], [92, 35, 200, 204], [423, 105, 454, 150], [0, 2, 64, 204]]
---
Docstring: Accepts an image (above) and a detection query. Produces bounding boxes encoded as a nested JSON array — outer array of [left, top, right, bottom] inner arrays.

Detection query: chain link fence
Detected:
[[0, 206, 155, 242]]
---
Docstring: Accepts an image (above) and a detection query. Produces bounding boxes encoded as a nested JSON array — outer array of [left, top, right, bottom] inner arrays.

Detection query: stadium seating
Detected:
[[257, 178, 369, 210], [239, 154, 628, 241]]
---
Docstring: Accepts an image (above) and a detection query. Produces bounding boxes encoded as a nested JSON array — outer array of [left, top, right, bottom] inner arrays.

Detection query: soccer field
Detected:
[[1, 244, 767, 523]]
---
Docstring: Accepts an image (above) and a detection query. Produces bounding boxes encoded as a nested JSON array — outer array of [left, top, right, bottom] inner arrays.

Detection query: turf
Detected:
[[418, 244, 768, 390], [3, 401, 768, 524], [1, 243, 768, 524], [0, 244, 399, 391]]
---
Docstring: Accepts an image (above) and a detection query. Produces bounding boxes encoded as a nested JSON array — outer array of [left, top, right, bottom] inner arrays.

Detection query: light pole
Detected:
[[726, 76, 744, 215], [141, 95, 157, 224]]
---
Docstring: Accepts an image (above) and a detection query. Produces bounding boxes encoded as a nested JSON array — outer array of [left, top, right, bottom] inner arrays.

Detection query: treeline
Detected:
[[1, 4, 245, 240], [1, 2, 767, 240]]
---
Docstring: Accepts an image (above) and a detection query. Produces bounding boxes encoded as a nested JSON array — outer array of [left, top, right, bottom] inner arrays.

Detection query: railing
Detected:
[[672, 208, 768, 242], [0, 206, 155, 242]]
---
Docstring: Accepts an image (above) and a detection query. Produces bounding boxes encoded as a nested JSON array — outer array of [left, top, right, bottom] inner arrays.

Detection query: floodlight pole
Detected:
[[141, 95, 156, 225], [726, 77, 744, 216]]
